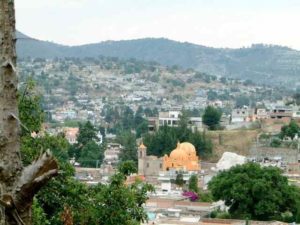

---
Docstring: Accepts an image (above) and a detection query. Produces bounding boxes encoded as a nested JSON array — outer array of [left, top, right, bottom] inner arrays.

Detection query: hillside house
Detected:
[[231, 107, 255, 123], [269, 106, 293, 119]]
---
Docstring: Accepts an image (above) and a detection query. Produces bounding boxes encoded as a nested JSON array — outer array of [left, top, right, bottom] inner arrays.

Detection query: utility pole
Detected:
[[0, 1, 58, 224]]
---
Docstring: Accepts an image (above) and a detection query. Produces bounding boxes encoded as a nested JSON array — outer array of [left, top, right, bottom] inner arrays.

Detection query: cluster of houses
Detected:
[[18, 58, 300, 225], [17, 58, 288, 128], [231, 105, 300, 123]]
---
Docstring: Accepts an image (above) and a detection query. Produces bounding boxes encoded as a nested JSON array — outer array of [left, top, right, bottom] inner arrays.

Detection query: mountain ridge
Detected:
[[16, 31, 300, 87]]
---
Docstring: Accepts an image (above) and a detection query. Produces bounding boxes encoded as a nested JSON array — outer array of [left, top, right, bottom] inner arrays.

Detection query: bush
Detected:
[[198, 191, 213, 203], [270, 138, 282, 147]]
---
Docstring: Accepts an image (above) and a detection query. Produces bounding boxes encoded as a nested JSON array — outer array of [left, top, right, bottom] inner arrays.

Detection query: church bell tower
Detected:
[[138, 142, 147, 175]]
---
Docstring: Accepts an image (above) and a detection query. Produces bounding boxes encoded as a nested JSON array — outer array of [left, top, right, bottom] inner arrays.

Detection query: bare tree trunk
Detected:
[[0, 1, 58, 224]]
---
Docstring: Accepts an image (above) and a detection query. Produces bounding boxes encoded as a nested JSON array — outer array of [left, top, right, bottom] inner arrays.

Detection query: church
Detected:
[[138, 142, 200, 177]]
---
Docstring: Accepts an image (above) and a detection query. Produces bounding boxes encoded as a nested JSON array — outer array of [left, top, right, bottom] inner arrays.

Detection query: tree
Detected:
[[135, 120, 148, 138], [202, 106, 222, 130], [90, 163, 154, 225], [178, 110, 190, 141], [270, 138, 282, 148], [32, 198, 49, 225], [208, 163, 300, 221], [77, 141, 104, 168], [188, 174, 199, 193], [293, 92, 300, 105], [117, 160, 137, 176], [117, 131, 138, 163], [235, 95, 250, 108], [0, 2, 57, 224], [143, 124, 213, 158], [207, 90, 218, 101], [18, 78, 45, 134], [280, 120, 300, 139], [77, 121, 99, 146], [175, 173, 184, 187], [70, 121, 100, 160]]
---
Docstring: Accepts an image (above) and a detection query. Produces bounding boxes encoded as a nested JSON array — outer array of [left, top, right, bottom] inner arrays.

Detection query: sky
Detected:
[[15, 0, 300, 49]]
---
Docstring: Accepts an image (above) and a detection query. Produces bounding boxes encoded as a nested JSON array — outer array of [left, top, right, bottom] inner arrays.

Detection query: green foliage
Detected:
[[77, 140, 105, 168], [68, 121, 105, 167], [188, 174, 199, 193], [175, 173, 184, 187], [77, 121, 99, 146], [37, 176, 94, 225], [118, 160, 137, 176], [208, 163, 300, 221], [270, 138, 282, 148], [198, 190, 213, 203], [216, 211, 231, 219], [102, 105, 148, 137], [143, 123, 213, 158], [18, 78, 44, 134], [280, 120, 300, 139], [21, 133, 71, 166], [135, 106, 149, 138], [136, 120, 148, 138], [93, 172, 153, 225], [235, 95, 250, 108], [32, 198, 50, 225], [202, 106, 222, 130], [117, 131, 138, 162], [18, 77, 153, 225], [144, 110, 212, 158]]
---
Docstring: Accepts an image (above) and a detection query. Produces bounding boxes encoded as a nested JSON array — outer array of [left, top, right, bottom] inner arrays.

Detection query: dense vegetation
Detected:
[[262, 120, 300, 148], [202, 106, 222, 130], [68, 121, 105, 167], [208, 163, 300, 222], [19, 80, 153, 225], [143, 112, 213, 158], [102, 105, 152, 137]]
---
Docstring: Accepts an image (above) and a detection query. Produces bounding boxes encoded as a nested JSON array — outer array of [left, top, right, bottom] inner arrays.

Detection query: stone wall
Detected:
[[249, 144, 299, 163]]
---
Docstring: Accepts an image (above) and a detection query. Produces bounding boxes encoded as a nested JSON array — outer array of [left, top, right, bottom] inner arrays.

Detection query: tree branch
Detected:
[[13, 150, 58, 211]]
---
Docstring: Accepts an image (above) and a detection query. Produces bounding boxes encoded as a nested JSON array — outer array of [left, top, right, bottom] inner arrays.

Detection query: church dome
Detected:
[[170, 143, 188, 160], [139, 142, 146, 149], [180, 142, 196, 156]]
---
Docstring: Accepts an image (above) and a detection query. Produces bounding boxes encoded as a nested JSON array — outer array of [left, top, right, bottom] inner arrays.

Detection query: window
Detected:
[[147, 163, 149, 168], [160, 163, 162, 169]]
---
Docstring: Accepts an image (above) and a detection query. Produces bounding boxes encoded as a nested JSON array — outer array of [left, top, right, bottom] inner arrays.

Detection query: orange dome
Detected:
[[180, 142, 196, 156], [139, 142, 146, 149], [170, 144, 188, 161]]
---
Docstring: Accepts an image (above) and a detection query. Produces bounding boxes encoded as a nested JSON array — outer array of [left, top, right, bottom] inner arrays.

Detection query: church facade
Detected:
[[138, 142, 200, 177]]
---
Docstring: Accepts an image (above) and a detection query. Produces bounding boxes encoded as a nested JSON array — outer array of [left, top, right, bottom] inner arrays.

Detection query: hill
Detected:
[[16, 31, 300, 86]]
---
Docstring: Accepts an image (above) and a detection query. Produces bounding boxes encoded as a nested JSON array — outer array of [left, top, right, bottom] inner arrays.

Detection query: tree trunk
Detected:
[[0, 1, 58, 224]]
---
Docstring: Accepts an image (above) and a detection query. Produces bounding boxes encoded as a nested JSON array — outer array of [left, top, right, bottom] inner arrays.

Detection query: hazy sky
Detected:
[[15, 0, 300, 49]]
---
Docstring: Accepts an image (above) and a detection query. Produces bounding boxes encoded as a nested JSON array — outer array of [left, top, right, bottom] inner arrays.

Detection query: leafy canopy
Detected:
[[188, 174, 199, 193], [18, 78, 152, 225], [208, 163, 300, 222], [280, 120, 300, 139], [144, 111, 213, 158], [202, 106, 222, 130]]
